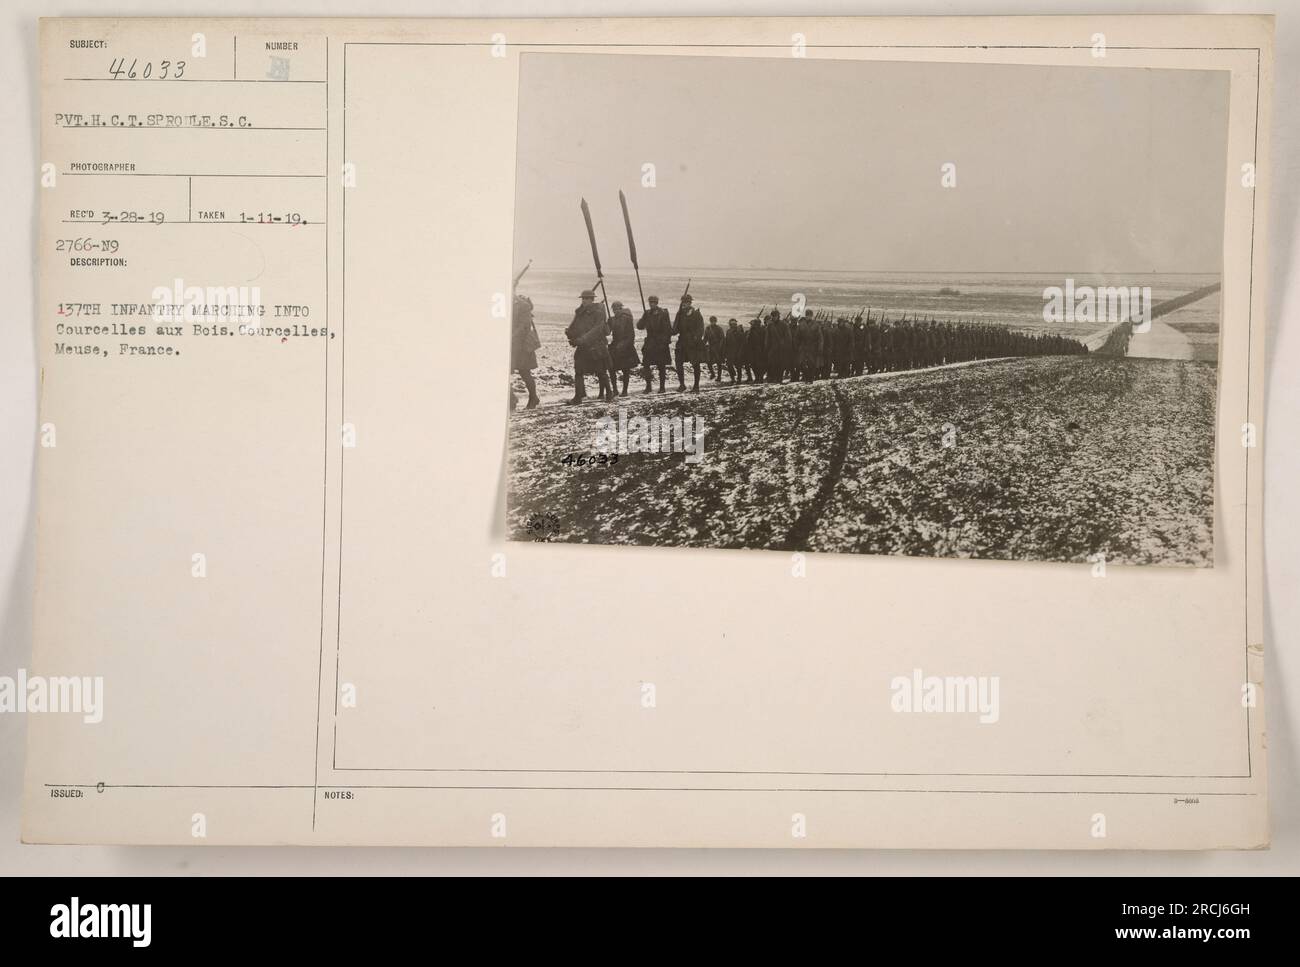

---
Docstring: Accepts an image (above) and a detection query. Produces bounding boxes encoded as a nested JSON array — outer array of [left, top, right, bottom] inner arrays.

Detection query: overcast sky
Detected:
[[512, 53, 1230, 274]]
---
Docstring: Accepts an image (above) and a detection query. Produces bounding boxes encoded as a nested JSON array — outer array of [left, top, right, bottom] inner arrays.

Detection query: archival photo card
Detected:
[[26, 15, 1268, 850], [507, 54, 1229, 566]]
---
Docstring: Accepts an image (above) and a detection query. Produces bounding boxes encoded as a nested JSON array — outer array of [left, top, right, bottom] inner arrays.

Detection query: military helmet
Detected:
[[580, 289, 595, 299]]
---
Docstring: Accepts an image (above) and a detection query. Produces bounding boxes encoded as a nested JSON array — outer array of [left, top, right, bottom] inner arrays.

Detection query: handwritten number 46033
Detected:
[[108, 58, 186, 79], [561, 453, 618, 468]]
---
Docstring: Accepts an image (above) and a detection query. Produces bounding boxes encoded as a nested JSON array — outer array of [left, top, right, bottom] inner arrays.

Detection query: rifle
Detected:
[[509, 260, 539, 347]]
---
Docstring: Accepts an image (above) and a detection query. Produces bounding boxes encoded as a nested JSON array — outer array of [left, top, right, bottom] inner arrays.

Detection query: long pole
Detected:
[[618, 190, 646, 313], [580, 198, 612, 320]]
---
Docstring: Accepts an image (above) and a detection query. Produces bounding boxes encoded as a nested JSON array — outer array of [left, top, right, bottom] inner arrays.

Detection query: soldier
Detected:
[[704, 315, 726, 381], [940, 321, 955, 365], [607, 300, 640, 398], [796, 310, 822, 382], [745, 317, 767, 383], [637, 294, 673, 394], [851, 315, 867, 376], [817, 315, 833, 380], [735, 319, 750, 381], [787, 315, 801, 382], [918, 320, 933, 369], [509, 293, 541, 411], [766, 312, 792, 384], [672, 293, 705, 393], [833, 318, 853, 377], [723, 318, 745, 383], [564, 289, 612, 404]]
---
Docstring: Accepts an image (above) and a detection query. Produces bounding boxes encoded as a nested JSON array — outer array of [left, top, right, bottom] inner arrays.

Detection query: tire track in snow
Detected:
[[778, 383, 853, 551]]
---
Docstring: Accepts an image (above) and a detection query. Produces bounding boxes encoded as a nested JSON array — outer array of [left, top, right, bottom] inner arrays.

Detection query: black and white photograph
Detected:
[[5, 1, 1291, 901], [507, 54, 1229, 566]]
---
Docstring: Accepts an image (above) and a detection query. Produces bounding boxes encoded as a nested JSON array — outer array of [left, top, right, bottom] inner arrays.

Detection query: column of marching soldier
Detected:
[[509, 288, 1088, 408]]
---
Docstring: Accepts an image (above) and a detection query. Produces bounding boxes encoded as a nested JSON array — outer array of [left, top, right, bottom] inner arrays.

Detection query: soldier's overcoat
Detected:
[[637, 306, 673, 366], [672, 305, 706, 366], [566, 301, 611, 372], [609, 307, 640, 370]]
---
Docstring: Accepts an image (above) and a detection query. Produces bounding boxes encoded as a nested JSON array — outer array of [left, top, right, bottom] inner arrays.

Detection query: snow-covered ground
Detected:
[[507, 355, 1216, 566]]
